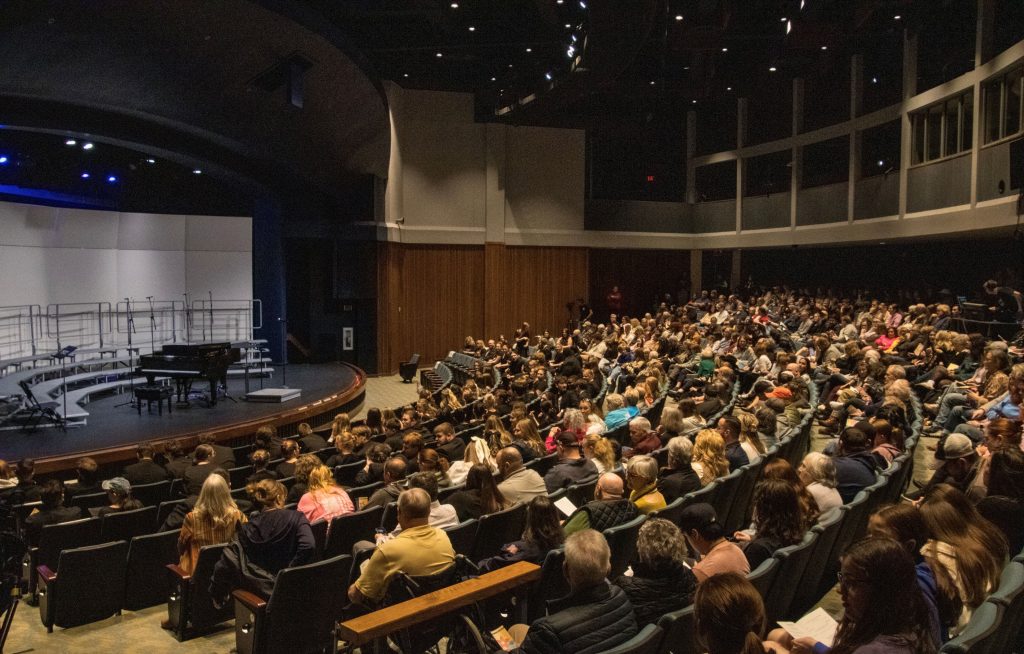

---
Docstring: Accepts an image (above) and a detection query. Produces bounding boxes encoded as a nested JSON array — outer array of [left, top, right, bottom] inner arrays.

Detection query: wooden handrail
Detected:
[[337, 560, 541, 646]]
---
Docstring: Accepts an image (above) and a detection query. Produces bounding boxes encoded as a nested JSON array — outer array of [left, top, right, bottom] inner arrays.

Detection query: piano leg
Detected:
[[209, 378, 217, 406]]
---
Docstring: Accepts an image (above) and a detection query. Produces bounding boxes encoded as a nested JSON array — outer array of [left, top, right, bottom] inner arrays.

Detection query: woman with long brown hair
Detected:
[[416, 447, 452, 488], [741, 479, 806, 569], [444, 463, 507, 522], [694, 572, 774, 654]]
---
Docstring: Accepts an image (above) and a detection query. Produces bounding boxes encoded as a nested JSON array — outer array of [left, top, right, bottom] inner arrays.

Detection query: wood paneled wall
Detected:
[[376, 242, 588, 373], [589, 248, 691, 320]]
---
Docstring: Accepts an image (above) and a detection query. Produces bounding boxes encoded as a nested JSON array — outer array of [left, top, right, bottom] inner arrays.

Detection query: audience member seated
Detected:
[[832, 427, 878, 503], [544, 432, 599, 493], [680, 503, 750, 582], [379, 473, 458, 539], [24, 480, 82, 546], [798, 452, 843, 515], [511, 418, 546, 462], [417, 448, 452, 489], [296, 422, 328, 453], [123, 443, 172, 485], [760, 458, 821, 530], [734, 479, 805, 569], [625, 455, 666, 514], [274, 439, 301, 478], [176, 474, 246, 575], [692, 429, 730, 486], [364, 457, 408, 509], [563, 472, 639, 536], [433, 422, 465, 463], [445, 463, 507, 522], [544, 409, 587, 454], [478, 495, 564, 571], [908, 434, 982, 502], [603, 392, 638, 432], [91, 477, 143, 516], [163, 440, 192, 480], [329, 411, 353, 444], [246, 449, 278, 484], [285, 454, 321, 504], [348, 487, 455, 607], [918, 483, 1008, 634], [737, 412, 767, 463], [623, 416, 660, 459], [974, 417, 1024, 499], [210, 479, 315, 606], [717, 415, 750, 471], [297, 464, 354, 524], [583, 433, 616, 475], [62, 457, 99, 502], [614, 518, 697, 626], [869, 419, 905, 469], [509, 529, 638, 654], [768, 538, 937, 654], [867, 503, 958, 644], [659, 436, 702, 502], [160, 469, 250, 532], [253, 425, 282, 460], [694, 572, 774, 654], [194, 434, 232, 470], [182, 444, 222, 496], [397, 432, 425, 475], [497, 447, 548, 506]]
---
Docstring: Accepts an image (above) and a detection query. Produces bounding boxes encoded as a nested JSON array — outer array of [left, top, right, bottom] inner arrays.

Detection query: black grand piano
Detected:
[[138, 342, 241, 406]]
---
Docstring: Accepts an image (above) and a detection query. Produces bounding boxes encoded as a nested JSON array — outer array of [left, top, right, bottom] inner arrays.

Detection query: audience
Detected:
[[478, 495, 564, 571], [246, 449, 278, 484], [692, 429, 730, 486], [445, 463, 508, 522], [24, 480, 82, 546], [63, 457, 98, 501], [582, 433, 616, 474], [416, 448, 452, 489], [563, 472, 639, 536], [798, 452, 843, 515], [433, 422, 465, 463], [296, 422, 328, 453], [761, 458, 821, 529], [832, 427, 878, 503], [718, 415, 751, 471], [625, 455, 666, 514], [736, 479, 806, 568], [198, 432, 235, 469], [447, 436, 497, 486], [615, 518, 697, 626], [544, 432, 599, 494], [163, 440, 192, 479], [623, 416, 660, 459], [176, 474, 245, 575], [91, 477, 143, 516], [364, 457, 408, 510], [297, 464, 354, 524], [274, 439, 301, 478]]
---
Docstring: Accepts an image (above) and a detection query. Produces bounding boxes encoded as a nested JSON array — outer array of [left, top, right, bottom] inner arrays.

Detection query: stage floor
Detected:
[[0, 363, 361, 462]]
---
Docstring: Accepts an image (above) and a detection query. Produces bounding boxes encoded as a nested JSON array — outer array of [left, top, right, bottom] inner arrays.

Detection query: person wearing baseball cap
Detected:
[[543, 431, 598, 494], [93, 476, 143, 517], [679, 503, 750, 582], [907, 433, 983, 503]]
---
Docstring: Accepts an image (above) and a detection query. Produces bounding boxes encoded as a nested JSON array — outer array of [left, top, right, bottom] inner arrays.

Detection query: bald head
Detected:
[[595, 472, 624, 500], [497, 446, 524, 478], [397, 487, 431, 528]]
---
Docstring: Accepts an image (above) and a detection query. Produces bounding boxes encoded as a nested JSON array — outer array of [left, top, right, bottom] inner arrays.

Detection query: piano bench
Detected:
[[135, 385, 173, 416]]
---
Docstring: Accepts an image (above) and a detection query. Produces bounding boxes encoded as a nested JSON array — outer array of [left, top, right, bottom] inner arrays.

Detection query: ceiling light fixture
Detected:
[[649, 80, 656, 85], [526, 47, 532, 53], [0, 156, 7, 164], [691, 100, 697, 104], [436, 52, 443, 57], [721, 47, 728, 52], [545, 72, 552, 80], [786, 20, 792, 34], [821, 45, 827, 50], [780, 17, 788, 22], [450, 2, 458, 7], [491, 76, 496, 81], [769, 66, 777, 72], [403, 73, 409, 77], [145, 158, 155, 164], [107, 175, 117, 183], [192, 169, 202, 175], [468, 26, 475, 31], [82, 142, 94, 150], [727, 86, 732, 91], [675, 14, 683, 21], [80, 172, 90, 179], [894, 14, 901, 20], [65, 139, 76, 146]]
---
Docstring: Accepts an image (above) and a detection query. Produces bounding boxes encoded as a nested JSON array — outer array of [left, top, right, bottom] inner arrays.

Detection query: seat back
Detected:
[[764, 531, 819, 624], [817, 490, 870, 598], [604, 514, 646, 578], [309, 519, 329, 560], [470, 503, 528, 562], [323, 506, 383, 559], [257, 554, 351, 654], [527, 548, 568, 623], [71, 491, 110, 511], [596, 623, 662, 654], [101, 506, 157, 542], [380, 502, 400, 533], [125, 530, 179, 610], [346, 481, 383, 503], [156, 500, 188, 531], [723, 461, 761, 532], [649, 496, 687, 528], [437, 483, 465, 503], [745, 557, 779, 600], [656, 605, 697, 654], [132, 480, 172, 506], [986, 561, 1024, 654], [790, 507, 845, 616], [940, 600, 1003, 654], [566, 477, 599, 508], [188, 543, 232, 630], [37, 517, 102, 571], [46, 540, 128, 629], [228, 466, 254, 489], [443, 519, 479, 557], [333, 461, 365, 486], [527, 453, 559, 477], [708, 469, 742, 532], [862, 476, 889, 517]]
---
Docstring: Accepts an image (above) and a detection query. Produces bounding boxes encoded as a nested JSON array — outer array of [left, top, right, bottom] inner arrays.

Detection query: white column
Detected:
[[898, 30, 918, 218]]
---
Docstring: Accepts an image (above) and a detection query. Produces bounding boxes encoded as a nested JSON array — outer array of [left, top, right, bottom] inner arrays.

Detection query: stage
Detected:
[[1, 362, 365, 473]]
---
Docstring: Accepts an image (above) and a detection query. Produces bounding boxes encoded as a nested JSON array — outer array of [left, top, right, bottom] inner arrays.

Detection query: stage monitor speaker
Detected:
[[1011, 137, 1024, 191]]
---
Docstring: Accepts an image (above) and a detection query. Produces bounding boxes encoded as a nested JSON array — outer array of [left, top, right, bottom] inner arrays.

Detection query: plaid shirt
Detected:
[[178, 507, 246, 574]]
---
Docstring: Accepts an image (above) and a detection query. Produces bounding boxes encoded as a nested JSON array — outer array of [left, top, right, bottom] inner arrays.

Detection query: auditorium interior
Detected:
[[1, 0, 1024, 652]]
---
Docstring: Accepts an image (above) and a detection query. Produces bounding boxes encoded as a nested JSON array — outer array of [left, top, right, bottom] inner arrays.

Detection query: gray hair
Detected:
[[659, 407, 683, 434], [626, 454, 659, 483], [801, 452, 837, 489], [667, 436, 693, 466], [564, 529, 611, 587], [629, 416, 651, 433]]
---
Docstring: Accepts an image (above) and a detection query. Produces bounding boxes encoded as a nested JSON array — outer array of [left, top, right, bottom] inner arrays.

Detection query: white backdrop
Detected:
[[0, 200, 252, 308]]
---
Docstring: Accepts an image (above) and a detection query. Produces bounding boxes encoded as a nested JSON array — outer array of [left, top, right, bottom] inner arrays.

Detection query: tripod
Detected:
[[115, 298, 138, 409]]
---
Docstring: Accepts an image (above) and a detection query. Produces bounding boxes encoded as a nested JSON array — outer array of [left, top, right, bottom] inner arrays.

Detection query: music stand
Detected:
[[115, 298, 139, 409]]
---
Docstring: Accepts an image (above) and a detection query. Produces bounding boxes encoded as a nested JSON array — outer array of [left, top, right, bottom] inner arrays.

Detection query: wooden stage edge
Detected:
[[34, 363, 367, 476]]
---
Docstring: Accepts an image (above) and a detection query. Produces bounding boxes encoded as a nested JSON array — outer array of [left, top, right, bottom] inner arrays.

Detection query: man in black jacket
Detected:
[[658, 436, 702, 502], [512, 529, 638, 653], [24, 480, 82, 546], [198, 433, 236, 470], [432, 422, 465, 464], [123, 444, 172, 486], [543, 432, 598, 493]]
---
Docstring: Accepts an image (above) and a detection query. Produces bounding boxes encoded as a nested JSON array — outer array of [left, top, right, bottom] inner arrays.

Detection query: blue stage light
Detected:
[[107, 175, 117, 183], [81, 172, 90, 179], [0, 156, 8, 165]]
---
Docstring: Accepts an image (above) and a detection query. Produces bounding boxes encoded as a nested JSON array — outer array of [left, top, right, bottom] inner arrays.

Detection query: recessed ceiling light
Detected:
[[691, 99, 697, 104], [649, 80, 656, 85], [82, 142, 94, 150], [721, 47, 728, 52], [821, 45, 828, 50], [80, 172, 90, 179], [508, 63, 513, 68], [450, 2, 458, 7], [525, 48, 532, 53], [468, 26, 475, 31], [65, 139, 76, 146], [894, 14, 901, 20], [107, 175, 117, 183], [557, 0, 564, 3], [872, 77, 878, 83], [0, 157, 7, 164], [403, 73, 409, 77], [545, 72, 552, 80], [780, 17, 788, 22], [192, 169, 202, 175], [145, 158, 155, 164], [727, 86, 732, 91], [878, 160, 885, 166], [683, 66, 689, 70], [675, 14, 683, 21], [769, 66, 777, 72], [579, 1, 586, 8], [491, 77, 496, 81], [436, 52, 443, 57]]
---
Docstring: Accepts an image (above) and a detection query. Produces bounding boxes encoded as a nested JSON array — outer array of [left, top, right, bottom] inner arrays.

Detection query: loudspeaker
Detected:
[[1011, 137, 1024, 191]]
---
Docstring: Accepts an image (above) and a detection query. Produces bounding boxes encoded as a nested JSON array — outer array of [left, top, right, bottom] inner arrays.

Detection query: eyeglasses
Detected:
[[836, 571, 865, 586]]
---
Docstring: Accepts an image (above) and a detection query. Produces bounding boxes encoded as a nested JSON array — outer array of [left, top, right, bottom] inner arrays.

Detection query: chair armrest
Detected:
[[232, 589, 267, 611], [37, 565, 56, 583], [166, 563, 190, 581]]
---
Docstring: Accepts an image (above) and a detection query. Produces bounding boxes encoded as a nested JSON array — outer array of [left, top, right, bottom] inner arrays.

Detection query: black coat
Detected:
[[210, 444, 236, 469], [23, 505, 83, 546], [123, 459, 171, 486], [183, 463, 220, 496], [298, 434, 329, 454], [657, 467, 702, 503], [615, 562, 696, 626], [518, 581, 638, 654]]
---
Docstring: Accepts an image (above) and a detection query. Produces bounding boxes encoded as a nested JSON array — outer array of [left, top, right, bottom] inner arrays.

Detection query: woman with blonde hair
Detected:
[[177, 473, 246, 574], [583, 433, 616, 474], [691, 429, 729, 486], [328, 413, 351, 444], [447, 436, 497, 486], [297, 464, 354, 524], [512, 418, 545, 460], [484, 414, 513, 453], [736, 412, 766, 461]]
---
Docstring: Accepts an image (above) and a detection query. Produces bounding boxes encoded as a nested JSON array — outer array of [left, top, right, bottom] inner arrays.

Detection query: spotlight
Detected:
[[821, 46, 828, 50], [0, 156, 7, 164], [565, 23, 571, 28], [545, 72, 552, 80], [579, 1, 586, 8], [468, 26, 475, 31], [107, 175, 118, 183], [769, 66, 777, 72], [65, 139, 77, 146], [436, 52, 443, 57], [403, 73, 409, 78], [649, 80, 656, 85], [490, 76, 496, 81], [691, 99, 697, 104], [872, 77, 878, 84], [786, 20, 792, 34], [450, 2, 458, 7], [675, 14, 683, 21], [145, 158, 155, 164], [525, 47, 532, 53], [82, 142, 94, 150], [721, 47, 728, 52], [878, 160, 884, 167], [81, 172, 90, 179], [781, 17, 788, 22], [894, 14, 901, 20], [727, 86, 732, 91], [192, 169, 202, 175]]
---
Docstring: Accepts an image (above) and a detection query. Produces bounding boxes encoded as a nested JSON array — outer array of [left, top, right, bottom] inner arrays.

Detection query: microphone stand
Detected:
[[115, 298, 138, 408], [147, 296, 157, 354], [278, 317, 288, 388], [55, 310, 68, 431], [183, 293, 192, 343]]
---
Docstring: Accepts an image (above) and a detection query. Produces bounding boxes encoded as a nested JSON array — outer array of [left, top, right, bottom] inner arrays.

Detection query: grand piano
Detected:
[[138, 342, 241, 406]]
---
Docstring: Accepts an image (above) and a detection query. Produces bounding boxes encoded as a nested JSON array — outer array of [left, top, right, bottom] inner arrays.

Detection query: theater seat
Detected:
[[26, 516, 102, 601], [526, 548, 568, 623], [940, 601, 1003, 654], [399, 354, 420, 383], [603, 515, 646, 578], [656, 605, 697, 654], [596, 623, 663, 654], [166, 543, 232, 641], [101, 505, 157, 542], [985, 561, 1024, 654], [124, 530, 178, 610], [764, 531, 819, 624], [469, 502, 527, 562], [38, 540, 128, 632], [233, 554, 350, 654], [323, 506, 383, 560]]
